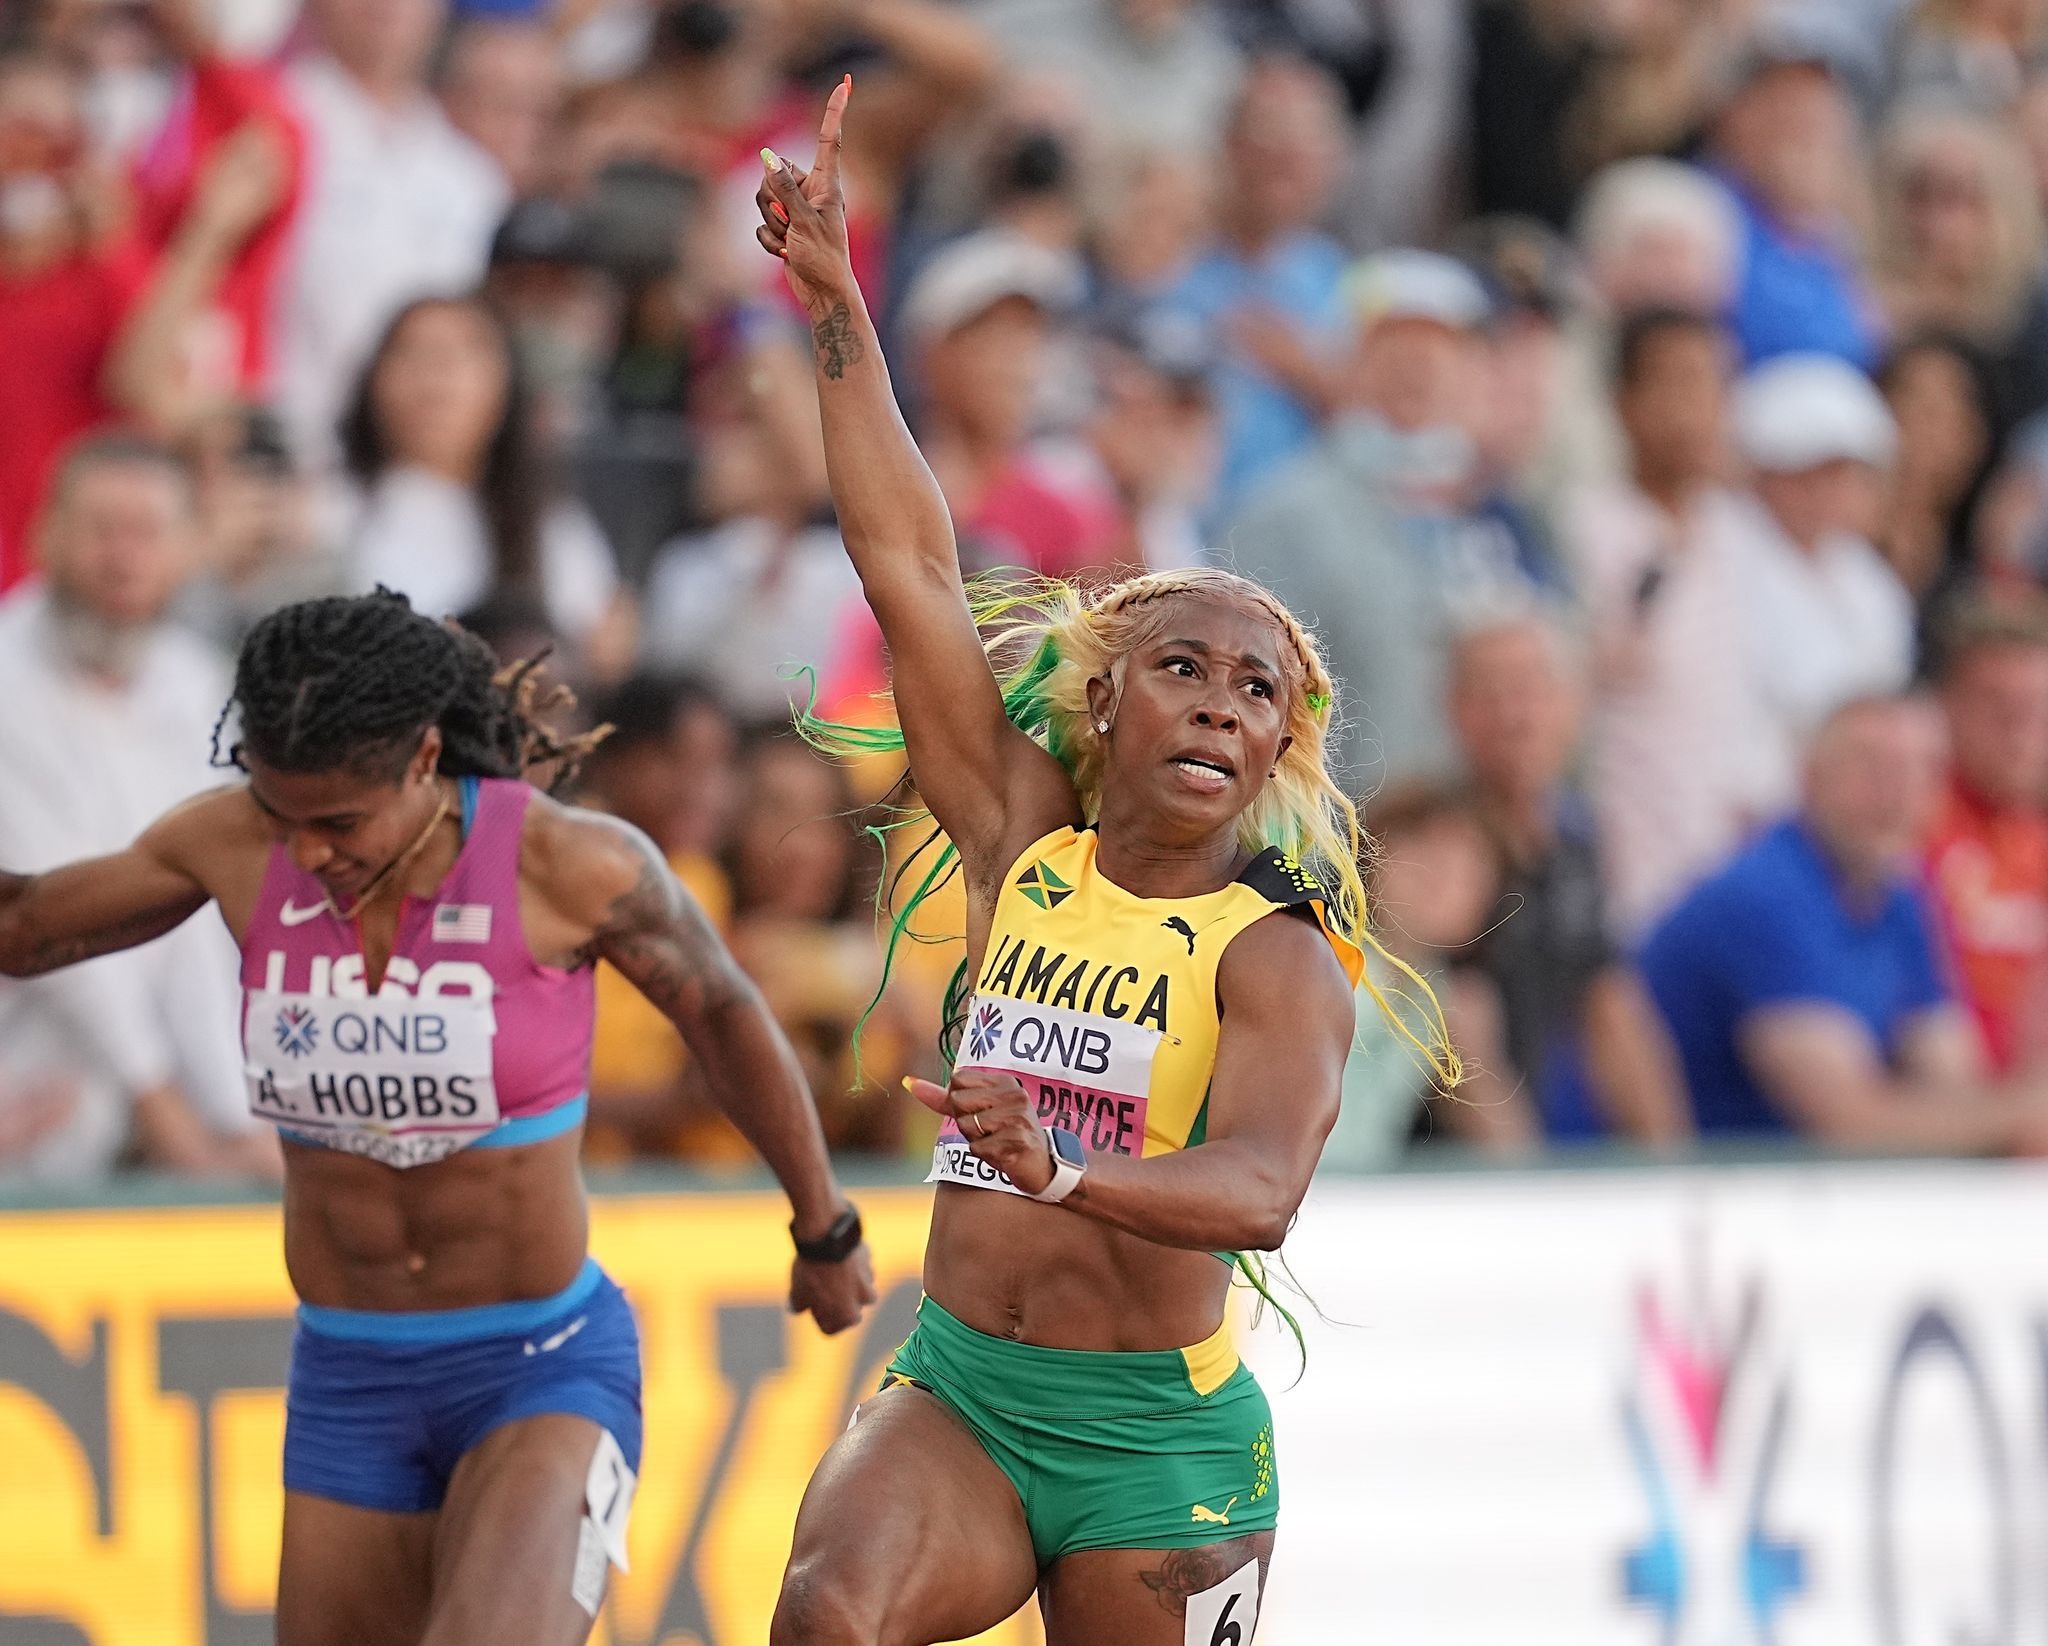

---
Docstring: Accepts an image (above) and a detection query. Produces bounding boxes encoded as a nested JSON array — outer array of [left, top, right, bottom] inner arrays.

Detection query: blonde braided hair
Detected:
[[799, 568, 1460, 1091]]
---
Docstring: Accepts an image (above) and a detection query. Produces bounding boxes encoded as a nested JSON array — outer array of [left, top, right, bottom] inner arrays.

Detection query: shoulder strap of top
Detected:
[[1235, 848, 1364, 987]]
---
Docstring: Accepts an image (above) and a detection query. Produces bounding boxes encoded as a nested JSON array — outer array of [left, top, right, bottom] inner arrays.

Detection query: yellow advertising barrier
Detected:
[[0, 1185, 1043, 1646]]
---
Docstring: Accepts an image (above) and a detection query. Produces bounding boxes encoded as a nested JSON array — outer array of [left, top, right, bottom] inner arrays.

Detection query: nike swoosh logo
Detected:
[[278, 899, 329, 928], [524, 1315, 588, 1356]]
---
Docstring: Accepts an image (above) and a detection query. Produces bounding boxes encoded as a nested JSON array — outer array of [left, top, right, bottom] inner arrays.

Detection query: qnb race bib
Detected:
[[243, 990, 499, 1168], [928, 993, 1160, 1197]]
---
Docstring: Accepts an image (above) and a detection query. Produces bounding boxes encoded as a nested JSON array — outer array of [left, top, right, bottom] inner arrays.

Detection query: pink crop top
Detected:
[[239, 777, 595, 1168]]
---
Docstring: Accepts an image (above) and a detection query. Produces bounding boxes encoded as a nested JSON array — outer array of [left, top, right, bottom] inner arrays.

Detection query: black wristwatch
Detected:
[[791, 1204, 863, 1264]]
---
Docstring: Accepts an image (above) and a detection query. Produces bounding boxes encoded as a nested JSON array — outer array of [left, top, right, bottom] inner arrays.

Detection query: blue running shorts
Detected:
[[283, 1257, 642, 1514]]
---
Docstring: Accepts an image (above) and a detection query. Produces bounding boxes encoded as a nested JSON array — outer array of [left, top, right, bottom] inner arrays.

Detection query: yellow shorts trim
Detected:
[[1180, 1317, 1239, 1398]]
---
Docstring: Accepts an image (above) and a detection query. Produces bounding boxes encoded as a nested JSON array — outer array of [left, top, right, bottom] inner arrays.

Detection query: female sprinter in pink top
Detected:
[[753, 84, 1454, 1646], [0, 589, 876, 1644]]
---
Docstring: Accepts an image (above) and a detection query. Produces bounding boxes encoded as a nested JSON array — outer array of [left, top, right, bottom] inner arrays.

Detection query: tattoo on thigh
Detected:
[[1137, 1538, 1267, 1619]]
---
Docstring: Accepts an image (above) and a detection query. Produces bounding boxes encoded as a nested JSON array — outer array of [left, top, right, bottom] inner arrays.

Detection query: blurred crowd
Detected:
[[13, 0, 2048, 1182]]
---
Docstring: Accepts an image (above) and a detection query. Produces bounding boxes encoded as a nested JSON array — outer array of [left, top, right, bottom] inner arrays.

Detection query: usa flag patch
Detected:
[[432, 904, 493, 944]]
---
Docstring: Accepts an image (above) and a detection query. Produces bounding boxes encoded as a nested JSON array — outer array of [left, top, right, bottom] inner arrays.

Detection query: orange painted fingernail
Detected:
[[771, 202, 788, 222]]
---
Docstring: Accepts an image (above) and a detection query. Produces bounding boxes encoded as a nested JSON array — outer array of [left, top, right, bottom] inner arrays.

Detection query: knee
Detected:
[[771, 1557, 880, 1646]]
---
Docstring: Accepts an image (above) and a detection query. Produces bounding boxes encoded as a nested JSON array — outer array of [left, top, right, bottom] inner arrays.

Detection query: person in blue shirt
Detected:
[[1161, 55, 1351, 514], [1707, 28, 1880, 368], [1639, 694, 2048, 1150]]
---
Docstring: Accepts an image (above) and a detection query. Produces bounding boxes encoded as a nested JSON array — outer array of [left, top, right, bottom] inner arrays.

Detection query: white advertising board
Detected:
[[1248, 1162, 2048, 1646]]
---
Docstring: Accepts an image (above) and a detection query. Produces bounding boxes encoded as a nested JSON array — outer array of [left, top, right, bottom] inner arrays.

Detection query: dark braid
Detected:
[[213, 589, 604, 789]]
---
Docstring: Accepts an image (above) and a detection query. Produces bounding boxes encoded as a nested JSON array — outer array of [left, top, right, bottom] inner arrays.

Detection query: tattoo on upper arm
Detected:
[[591, 834, 738, 1024], [811, 302, 864, 380]]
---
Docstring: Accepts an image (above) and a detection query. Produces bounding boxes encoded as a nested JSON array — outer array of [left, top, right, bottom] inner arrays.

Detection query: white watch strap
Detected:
[[1030, 1134, 1085, 1204]]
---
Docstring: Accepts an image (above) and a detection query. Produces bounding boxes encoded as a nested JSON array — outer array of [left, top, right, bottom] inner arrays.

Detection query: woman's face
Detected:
[[730, 740, 854, 921], [242, 735, 444, 906], [370, 303, 511, 478], [1900, 136, 1994, 280], [1089, 595, 1295, 842], [1886, 344, 1987, 499]]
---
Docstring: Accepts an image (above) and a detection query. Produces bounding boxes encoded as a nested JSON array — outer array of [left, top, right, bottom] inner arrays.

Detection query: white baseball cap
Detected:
[[1735, 353, 1897, 472], [1345, 250, 1493, 334], [898, 232, 1084, 347]]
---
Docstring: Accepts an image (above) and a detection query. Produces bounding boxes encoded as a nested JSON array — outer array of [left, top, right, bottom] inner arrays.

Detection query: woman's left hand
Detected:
[[908, 1071, 1054, 1195]]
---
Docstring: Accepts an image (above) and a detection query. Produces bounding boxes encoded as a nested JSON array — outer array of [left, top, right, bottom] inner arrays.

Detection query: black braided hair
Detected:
[[213, 589, 599, 788]]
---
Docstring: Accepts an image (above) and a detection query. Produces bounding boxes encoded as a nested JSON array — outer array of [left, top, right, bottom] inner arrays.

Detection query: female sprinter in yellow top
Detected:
[[755, 82, 1454, 1646]]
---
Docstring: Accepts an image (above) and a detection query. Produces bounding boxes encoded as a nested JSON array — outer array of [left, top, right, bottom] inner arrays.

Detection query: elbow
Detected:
[[1237, 1188, 1301, 1253]]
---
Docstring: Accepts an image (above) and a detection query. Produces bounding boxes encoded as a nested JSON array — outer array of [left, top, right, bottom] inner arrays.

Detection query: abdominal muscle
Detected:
[[923, 1182, 1232, 1351], [280, 1129, 589, 1310]]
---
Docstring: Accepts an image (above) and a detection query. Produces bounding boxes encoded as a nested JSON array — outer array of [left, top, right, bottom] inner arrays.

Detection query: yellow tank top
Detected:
[[928, 826, 1364, 1195]]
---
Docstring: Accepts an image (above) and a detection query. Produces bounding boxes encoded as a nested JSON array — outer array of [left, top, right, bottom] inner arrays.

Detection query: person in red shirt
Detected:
[[0, 27, 293, 592], [1925, 599, 2048, 1072]]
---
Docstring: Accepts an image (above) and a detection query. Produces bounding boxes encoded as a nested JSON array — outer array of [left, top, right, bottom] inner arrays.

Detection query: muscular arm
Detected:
[[1737, 1002, 2030, 1153], [556, 811, 850, 1236], [0, 799, 221, 978], [927, 915, 1355, 1251], [760, 85, 1076, 884]]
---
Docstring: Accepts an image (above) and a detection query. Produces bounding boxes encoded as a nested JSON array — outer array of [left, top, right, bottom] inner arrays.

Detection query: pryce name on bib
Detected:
[[928, 994, 1158, 1196]]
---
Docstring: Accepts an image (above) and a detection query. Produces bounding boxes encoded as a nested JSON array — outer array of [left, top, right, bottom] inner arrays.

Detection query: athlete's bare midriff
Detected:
[[186, 786, 595, 1313], [281, 1131, 589, 1310], [923, 1185, 1232, 1351]]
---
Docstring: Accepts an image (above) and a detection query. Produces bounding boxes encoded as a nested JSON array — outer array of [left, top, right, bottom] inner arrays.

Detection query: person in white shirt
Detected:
[[275, 0, 509, 465], [337, 293, 632, 678], [1730, 351, 1918, 805], [1574, 309, 1779, 937], [0, 435, 278, 1183]]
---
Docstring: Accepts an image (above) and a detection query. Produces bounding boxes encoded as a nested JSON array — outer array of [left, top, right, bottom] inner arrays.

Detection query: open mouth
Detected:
[[1168, 755, 1235, 793]]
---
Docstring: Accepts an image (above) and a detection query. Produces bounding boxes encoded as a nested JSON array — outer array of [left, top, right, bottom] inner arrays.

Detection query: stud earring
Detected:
[[1096, 720, 1110, 734]]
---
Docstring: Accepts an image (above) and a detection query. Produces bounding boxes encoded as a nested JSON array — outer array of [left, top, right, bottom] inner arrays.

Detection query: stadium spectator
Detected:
[[123, 0, 306, 422], [723, 733, 910, 1156], [177, 402, 340, 652], [1925, 601, 2048, 1073], [576, 671, 747, 1163], [437, 15, 566, 196], [1706, 17, 1880, 367], [1731, 352, 1916, 806], [1229, 249, 1523, 793], [1577, 159, 1744, 321], [0, 47, 284, 590], [1447, 614, 1693, 1146], [1641, 693, 2048, 1149], [1331, 785, 1512, 1164], [1455, 216, 1579, 596], [336, 293, 633, 678], [0, 434, 277, 1182], [1874, 333, 1992, 611], [275, 0, 508, 463], [1873, 104, 2048, 438], [1892, 0, 2047, 112], [1072, 306, 1220, 572], [1576, 308, 1777, 938], [1002, 0, 1244, 155], [1546, 157, 1744, 494], [1162, 54, 1351, 510]]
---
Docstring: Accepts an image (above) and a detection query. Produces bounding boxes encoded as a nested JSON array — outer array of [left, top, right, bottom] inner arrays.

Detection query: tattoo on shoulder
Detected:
[[812, 302, 864, 380], [1137, 1536, 1269, 1618], [589, 826, 733, 1021]]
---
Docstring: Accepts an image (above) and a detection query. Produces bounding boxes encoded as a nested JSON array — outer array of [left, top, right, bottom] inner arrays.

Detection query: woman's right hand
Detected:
[[755, 77, 857, 318]]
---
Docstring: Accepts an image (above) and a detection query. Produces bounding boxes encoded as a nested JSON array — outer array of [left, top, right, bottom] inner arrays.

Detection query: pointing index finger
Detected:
[[812, 74, 850, 192]]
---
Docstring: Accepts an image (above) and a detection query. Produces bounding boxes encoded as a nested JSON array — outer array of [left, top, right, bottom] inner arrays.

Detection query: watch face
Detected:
[[1049, 1128, 1086, 1170]]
